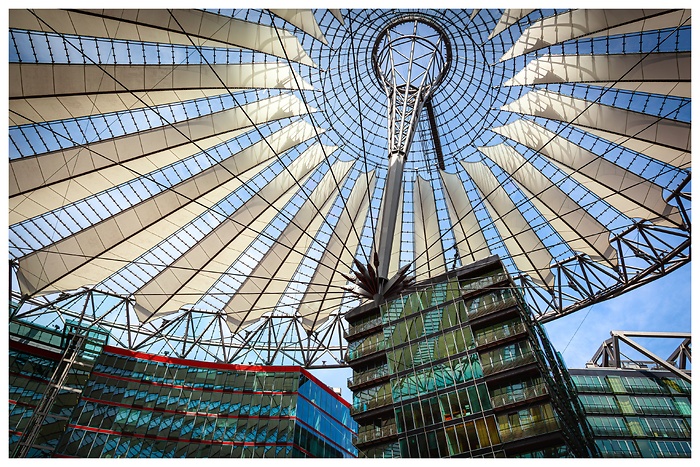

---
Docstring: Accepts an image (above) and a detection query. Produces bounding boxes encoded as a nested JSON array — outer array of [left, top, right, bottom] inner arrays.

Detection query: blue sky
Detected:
[[544, 262, 691, 368]]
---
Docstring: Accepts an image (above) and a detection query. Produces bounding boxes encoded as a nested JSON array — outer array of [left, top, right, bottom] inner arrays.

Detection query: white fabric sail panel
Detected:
[[132, 159, 324, 322], [297, 172, 376, 332], [224, 160, 354, 329], [488, 9, 535, 40], [15, 122, 321, 297], [501, 90, 691, 168], [574, 126, 690, 169], [588, 9, 690, 39], [479, 144, 617, 266], [10, 9, 315, 67], [14, 134, 307, 298], [330, 9, 344, 25], [500, 9, 675, 62], [9, 93, 313, 198], [413, 176, 446, 280], [439, 171, 491, 265], [131, 143, 335, 321], [10, 63, 313, 99], [461, 161, 555, 289], [9, 127, 250, 224], [505, 52, 691, 98], [492, 120, 682, 227], [606, 81, 690, 99], [10, 90, 229, 127], [269, 9, 328, 44], [10, 119, 320, 224], [9, 62, 314, 125]]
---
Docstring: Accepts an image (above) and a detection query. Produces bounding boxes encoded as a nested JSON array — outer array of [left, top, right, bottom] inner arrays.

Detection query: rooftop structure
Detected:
[[8, 9, 690, 367], [569, 332, 691, 458]]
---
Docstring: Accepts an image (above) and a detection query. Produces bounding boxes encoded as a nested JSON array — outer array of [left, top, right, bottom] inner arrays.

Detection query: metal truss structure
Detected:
[[8, 9, 691, 367], [589, 331, 691, 382], [372, 15, 451, 281]]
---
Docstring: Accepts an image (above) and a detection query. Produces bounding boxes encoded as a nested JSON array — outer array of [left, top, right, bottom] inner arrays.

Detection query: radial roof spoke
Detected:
[[8, 8, 691, 367]]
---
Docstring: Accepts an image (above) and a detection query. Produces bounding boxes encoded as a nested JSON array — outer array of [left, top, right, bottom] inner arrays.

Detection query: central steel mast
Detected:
[[372, 16, 451, 282]]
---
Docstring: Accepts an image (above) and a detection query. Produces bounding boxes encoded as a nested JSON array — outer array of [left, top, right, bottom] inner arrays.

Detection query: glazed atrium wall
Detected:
[[345, 255, 596, 458], [569, 367, 691, 458], [9, 320, 357, 458]]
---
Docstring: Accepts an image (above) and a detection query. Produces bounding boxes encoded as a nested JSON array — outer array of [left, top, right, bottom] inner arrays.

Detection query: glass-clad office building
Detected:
[[569, 367, 691, 458], [9, 320, 357, 458], [345, 255, 597, 458]]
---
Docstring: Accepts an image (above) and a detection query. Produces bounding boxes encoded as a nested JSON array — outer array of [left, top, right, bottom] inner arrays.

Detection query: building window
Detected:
[[587, 416, 629, 437], [578, 394, 618, 414], [595, 439, 639, 457]]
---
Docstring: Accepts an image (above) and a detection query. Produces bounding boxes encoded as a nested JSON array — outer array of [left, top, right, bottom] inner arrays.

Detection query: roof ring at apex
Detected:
[[371, 14, 452, 97]]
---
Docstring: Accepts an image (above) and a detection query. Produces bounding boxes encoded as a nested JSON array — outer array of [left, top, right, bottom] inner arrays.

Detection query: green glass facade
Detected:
[[569, 368, 691, 458], [345, 256, 597, 458], [9, 320, 357, 458]]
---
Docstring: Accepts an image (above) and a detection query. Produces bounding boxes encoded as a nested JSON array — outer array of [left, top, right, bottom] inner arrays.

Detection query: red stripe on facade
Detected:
[[293, 417, 357, 457], [89, 370, 354, 435], [75, 395, 354, 457], [102, 346, 351, 409], [81, 395, 291, 420], [9, 398, 35, 409], [61, 424, 315, 456], [299, 371, 352, 409], [90, 371, 294, 396], [64, 423, 316, 457], [10, 340, 62, 361], [297, 393, 355, 436], [104, 345, 297, 372]]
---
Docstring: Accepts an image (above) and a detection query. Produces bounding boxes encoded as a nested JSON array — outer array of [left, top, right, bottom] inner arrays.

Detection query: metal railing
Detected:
[[599, 449, 639, 458], [466, 295, 518, 320], [474, 321, 527, 347], [356, 424, 398, 445], [482, 352, 536, 376], [491, 382, 548, 409], [460, 271, 508, 293], [348, 366, 389, 388], [351, 393, 394, 415], [346, 339, 387, 361], [591, 426, 630, 437], [346, 317, 384, 339], [498, 418, 560, 443]]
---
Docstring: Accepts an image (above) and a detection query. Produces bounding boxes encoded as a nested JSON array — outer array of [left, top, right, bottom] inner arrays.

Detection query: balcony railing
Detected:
[[633, 406, 678, 416], [573, 383, 611, 394], [481, 352, 536, 376], [581, 405, 620, 415], [491, 382, 548, 409], [356, 424, 398, 445], [647, 427, 690, 438], [346, 317, 384, 339], [474, 322, 527, 347], [466, 295, 519, 320], [346, 339, 387, 362], [460, 272, 508, 294], [592, 426, 630, 437], [599, 450, 638, 458], [351, 393, 393, 415], [348, 366, 389, 388], [498, 418, 560, 443]]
